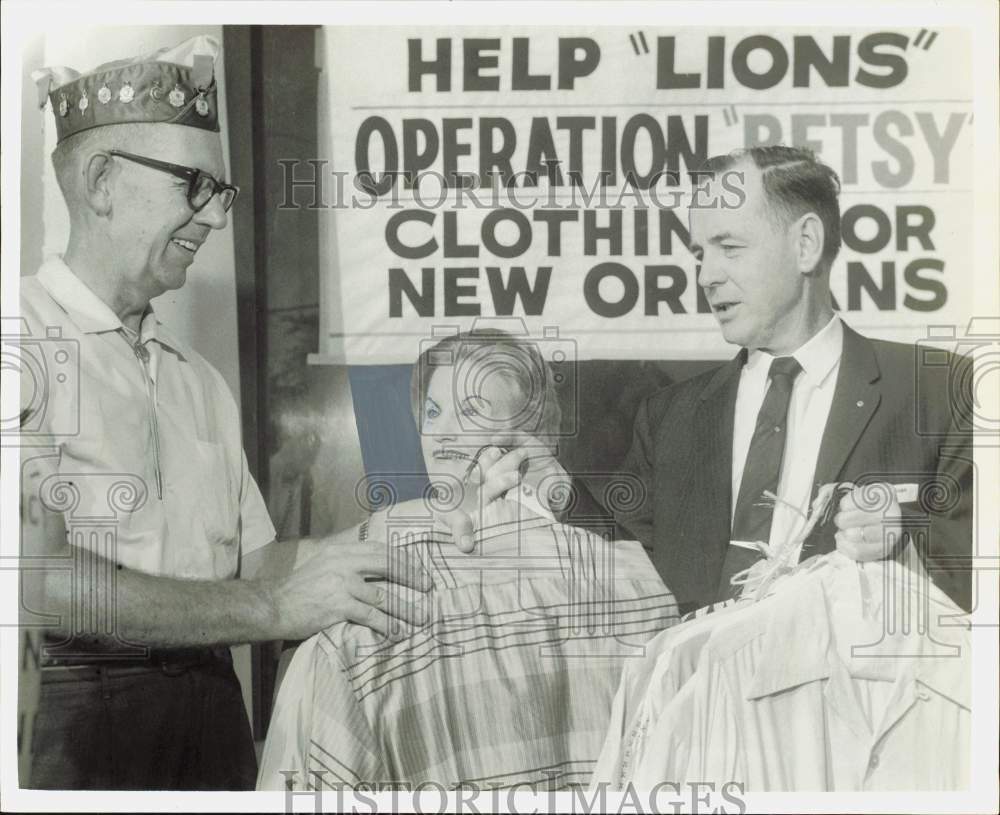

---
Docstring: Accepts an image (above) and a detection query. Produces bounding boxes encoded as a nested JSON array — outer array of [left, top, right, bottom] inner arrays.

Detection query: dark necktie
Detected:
[[717, 355, 803, 599]]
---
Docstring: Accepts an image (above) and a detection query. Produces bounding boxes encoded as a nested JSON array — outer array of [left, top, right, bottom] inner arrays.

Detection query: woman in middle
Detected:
[[258, 328, 679, 791]]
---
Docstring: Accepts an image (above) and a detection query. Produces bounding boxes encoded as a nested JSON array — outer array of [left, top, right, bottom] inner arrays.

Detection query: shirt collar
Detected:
[[744, 571, 833, 699], [745, 557, 969, 709], [744, 314, 844, 387], [792, 314, 843, 387], [37, 256, 123, 334], [36, 256, 183, 355]]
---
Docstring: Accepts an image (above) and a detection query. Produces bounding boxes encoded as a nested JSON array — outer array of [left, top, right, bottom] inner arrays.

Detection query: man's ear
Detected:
[[82, 152, 115, 216], [794, 212, 825, 275]]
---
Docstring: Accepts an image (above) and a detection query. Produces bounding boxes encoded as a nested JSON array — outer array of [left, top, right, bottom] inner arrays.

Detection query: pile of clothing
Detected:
[[592, 532, 970, 791]]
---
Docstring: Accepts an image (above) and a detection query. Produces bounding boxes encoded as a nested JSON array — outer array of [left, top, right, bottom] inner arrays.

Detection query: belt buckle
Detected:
[[159, 660, 189, 676]]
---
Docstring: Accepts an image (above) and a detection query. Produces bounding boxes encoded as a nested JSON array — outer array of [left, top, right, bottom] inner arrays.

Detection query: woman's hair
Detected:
[[410, 328, 562, 440]]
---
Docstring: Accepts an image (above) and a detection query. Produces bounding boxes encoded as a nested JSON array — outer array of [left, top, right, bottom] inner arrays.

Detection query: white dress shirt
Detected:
[[731, 315, 844, 549]]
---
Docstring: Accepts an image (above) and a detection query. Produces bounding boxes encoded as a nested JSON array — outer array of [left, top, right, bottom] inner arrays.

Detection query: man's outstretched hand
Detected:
[[268, 527, 431, 641]]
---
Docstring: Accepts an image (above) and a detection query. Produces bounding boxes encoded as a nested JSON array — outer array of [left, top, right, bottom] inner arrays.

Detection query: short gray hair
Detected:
[[51, 123, 161, 202]]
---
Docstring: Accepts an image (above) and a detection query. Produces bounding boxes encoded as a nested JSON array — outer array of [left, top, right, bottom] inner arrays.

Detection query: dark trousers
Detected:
[[28, 654, 257, 790]]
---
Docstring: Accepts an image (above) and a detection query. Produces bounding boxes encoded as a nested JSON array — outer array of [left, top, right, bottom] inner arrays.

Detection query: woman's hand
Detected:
[[435, 433, 571, 552], [471, 433, 572, 510]]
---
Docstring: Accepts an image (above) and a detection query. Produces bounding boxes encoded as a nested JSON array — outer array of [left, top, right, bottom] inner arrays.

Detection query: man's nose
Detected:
[[697, 254, 727, 288], [193, 193, 228, 230]]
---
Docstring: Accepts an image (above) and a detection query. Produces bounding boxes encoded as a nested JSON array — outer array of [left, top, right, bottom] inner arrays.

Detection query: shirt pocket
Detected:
[[58, 390, 110, 470], [192, 439, 240, 549]]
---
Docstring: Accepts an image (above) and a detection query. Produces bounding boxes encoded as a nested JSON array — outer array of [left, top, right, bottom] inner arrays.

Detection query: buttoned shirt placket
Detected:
[[823, 652, 942, 787], [121, 321, 163, 500]]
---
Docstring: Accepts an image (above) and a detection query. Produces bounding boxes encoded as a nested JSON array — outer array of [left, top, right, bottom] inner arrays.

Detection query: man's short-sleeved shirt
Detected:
[[19, 257, 275, 579]]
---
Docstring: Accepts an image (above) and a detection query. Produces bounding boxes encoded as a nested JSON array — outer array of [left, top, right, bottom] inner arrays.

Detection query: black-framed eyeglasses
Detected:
[[109, 150, 239, 212]]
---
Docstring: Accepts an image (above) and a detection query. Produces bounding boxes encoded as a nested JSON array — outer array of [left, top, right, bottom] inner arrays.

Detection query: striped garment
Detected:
[[257, 502, 678, 791]]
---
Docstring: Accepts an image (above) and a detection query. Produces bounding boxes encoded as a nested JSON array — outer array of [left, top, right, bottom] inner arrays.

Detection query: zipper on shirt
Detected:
[[132, 342, 163, 500]]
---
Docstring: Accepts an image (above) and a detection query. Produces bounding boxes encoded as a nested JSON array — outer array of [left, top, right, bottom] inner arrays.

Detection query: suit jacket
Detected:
[[615, 324, 974, 612]]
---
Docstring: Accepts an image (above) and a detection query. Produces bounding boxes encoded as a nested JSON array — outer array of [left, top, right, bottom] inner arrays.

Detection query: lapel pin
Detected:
[[58, 93, 69, 117], [119, 82, 134, 103], [78, 91, 89, 113], [856, 400, 865, 407], [97, 84, 112, 104]]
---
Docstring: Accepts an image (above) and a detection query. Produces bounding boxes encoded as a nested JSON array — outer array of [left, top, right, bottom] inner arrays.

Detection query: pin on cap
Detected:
[[168, 84, 186, 108], [32, 35, 221, 143]]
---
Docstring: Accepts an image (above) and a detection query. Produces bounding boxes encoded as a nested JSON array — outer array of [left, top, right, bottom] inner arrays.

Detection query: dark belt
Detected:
[[41, 638, 230, 676]]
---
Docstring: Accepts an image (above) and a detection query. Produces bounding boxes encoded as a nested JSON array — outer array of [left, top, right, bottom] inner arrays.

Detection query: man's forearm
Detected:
[[28, 527, 362, 649], [240, 526, 360, 582], [27, 546, 284, 649]]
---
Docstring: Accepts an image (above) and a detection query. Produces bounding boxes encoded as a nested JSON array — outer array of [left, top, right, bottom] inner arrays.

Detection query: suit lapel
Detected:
[[695, 351, 744, 530], [670, 350, 744, 602], [801, 325, 882, 559], [813, 324, 882, 487]]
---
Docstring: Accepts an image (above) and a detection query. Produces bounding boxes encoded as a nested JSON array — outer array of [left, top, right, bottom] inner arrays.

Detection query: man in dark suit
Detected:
[[614, 146, 973, 612], [442, 145, 972, 614]]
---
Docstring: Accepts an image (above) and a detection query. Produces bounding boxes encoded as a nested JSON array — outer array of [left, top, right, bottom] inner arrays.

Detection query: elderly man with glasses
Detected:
[[21, 36, 429, 791]]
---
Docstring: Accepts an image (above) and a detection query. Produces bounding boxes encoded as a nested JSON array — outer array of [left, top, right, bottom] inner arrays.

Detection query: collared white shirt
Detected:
[[19, 257, 275, 579], [731, 315, 844, 548]]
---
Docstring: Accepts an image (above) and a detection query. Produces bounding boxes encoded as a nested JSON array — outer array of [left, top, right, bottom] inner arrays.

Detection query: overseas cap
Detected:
[[33, 35, 221, 143]]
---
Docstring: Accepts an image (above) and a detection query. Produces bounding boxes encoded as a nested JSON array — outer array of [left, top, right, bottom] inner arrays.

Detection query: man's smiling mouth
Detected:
[[170, 238, 199, 253]]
